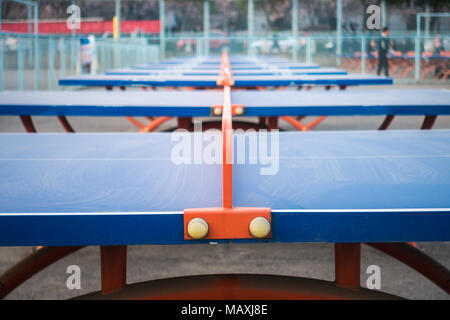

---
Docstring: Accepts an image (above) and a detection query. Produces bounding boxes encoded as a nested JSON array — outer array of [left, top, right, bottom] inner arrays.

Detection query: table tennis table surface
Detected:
[[0, 89, 448, 117], [0, 130, 449, 246], [58, 74, 393, 87], [150, 56, 291, 64], [130, 63, 322, 70], [104, 68, 346, 76]]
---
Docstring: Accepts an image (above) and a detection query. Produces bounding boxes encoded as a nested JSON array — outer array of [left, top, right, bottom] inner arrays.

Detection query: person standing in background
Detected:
[[80, 37, 93, 74], [376, 27, 393, 76], [271, 27, 281, 54], [433, 34, 444, 55]]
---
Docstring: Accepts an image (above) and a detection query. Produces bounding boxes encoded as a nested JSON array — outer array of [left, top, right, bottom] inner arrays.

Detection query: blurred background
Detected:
[[0, 0, 449, 90]]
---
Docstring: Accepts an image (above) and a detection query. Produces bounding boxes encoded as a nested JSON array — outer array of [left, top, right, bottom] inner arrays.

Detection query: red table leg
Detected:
[[177, 117, 193, 130], [125, 116, 146, 130], [335, 243, 361, 289], [378, 115, 395, 130], [421, 115, 437, 130], [141, 116, 172, 133], [304, 116, 327, 131], [19, 116, 37, 133], [280, 116, 305, 131], [57, 116, 75, 133], [267, 117, 278, 130], [100, 246, 127, 295]]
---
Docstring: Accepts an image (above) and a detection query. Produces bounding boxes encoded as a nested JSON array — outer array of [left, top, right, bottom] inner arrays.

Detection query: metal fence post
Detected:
[[415, 13, 421, 83], [60, 37, 65, 79], [70, 39, 74, 74], [107, 43, 111, 70], [18, 38, 24, 90], [203, 0, 210, 57], [48, 37, 55, 89], [292, 0, 299, 62], [336, 0, 342, 66], [361, 36, 366, 75], [27, 37, 33, 66], [247, 0, 254, 56], [76, 37, 81, 74], [0, 36, 3, 91], [197, 38, 201, 57], [159, 0, 166, 60], [135, 44, 139, 65], [414, 36, 420, 82], [33, 36, 39, 90], [34, 4, 39, 90], [306, 37, 312, 64]]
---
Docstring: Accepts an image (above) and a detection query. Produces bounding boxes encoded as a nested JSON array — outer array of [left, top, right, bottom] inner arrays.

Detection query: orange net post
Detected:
[[183, 51, 271, 241]]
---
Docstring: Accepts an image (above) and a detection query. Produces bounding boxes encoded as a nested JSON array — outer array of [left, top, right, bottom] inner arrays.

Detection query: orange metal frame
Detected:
[[183, 52, 272, 241], [2, 242, 449, 299], [125, 115, 172, 132], [184, 207, 271, 240]]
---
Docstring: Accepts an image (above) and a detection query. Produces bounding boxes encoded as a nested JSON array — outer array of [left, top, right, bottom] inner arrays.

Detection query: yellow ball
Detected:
[[187, 218, 209, 239], [249, 217, 271, 238]]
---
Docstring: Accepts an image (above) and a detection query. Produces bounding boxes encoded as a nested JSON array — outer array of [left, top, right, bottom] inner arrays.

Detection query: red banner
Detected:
[[1, 20, 160, 34]]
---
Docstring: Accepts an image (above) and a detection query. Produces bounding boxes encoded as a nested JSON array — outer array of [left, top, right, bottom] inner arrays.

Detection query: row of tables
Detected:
[[0, 55, 446, 131], [0, 54, 449, 299], [59, 56, 392, 88]]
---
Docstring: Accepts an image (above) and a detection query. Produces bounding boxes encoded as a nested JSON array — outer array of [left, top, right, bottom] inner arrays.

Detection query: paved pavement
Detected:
[[0, 84, 449, 299]]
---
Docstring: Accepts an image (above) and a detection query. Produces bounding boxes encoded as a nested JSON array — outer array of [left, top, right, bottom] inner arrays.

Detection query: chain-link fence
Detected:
[[0, 32, 449, 90]]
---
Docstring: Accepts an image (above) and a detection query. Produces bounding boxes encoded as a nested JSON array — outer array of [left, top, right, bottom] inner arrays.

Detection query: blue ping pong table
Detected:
[[1, 130, 450, 246], [59, 74, 392, 88], [0, 89, 448, 132], [0, 130, 449, 299], [104, 68, 347, 76], [131, 63, 322, 70], [0, 54, 449, 300], [130, 56, 321, 71]]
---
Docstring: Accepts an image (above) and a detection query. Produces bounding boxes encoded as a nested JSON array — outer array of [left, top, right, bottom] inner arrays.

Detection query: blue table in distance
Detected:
[[58, 74, 392, 88], [104, 68, 347, 76], [131, 63, 322, 71]]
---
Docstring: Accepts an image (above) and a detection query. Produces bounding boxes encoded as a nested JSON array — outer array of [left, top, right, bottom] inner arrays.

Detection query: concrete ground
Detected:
[[0, 84, 449, 299]]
